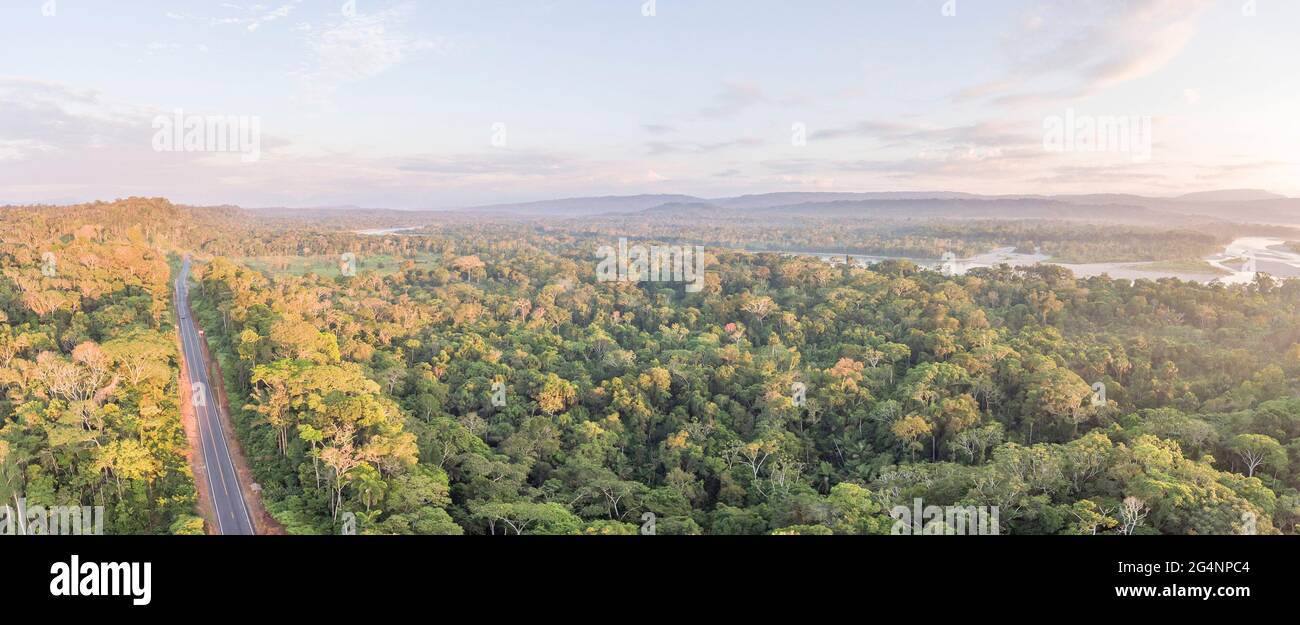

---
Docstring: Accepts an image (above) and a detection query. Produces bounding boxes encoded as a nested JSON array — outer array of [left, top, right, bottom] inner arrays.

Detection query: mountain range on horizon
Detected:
[[437, 189, 1299, 226], [10, 189, 1299, 229], [453, 188, 1289, 215]]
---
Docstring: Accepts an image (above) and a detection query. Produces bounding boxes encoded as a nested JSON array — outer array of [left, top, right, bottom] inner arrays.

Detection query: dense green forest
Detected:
[[194, 215, 1300, 535], [5, 199, 1300, 535], [541, 215, 1250, 264], [0, 202, 203, 534]]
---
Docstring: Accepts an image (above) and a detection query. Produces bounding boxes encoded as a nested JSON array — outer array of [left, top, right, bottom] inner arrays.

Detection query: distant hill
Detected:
[[1148, 198, 1300, 225], [708, 191, 980, 210], [391, 188, 1294, 226], [1176, 189, 1286, 203], [467, 194, 705, 216]]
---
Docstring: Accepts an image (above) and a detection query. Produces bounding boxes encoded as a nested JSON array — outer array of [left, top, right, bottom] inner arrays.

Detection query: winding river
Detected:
[[785, 238, 1300, 284]]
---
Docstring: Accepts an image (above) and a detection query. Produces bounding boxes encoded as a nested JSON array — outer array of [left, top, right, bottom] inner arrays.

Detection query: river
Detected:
[[356, 226, 421, 236], [785, 238, 1300, 284]]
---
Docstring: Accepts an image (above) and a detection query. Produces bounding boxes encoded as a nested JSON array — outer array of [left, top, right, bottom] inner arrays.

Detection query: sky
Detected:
[[2, 0, 1299, 209]]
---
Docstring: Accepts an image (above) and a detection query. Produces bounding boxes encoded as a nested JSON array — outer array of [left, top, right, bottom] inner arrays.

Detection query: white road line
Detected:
[[179, 280, 225, 535], [188, 307, 255, 533]]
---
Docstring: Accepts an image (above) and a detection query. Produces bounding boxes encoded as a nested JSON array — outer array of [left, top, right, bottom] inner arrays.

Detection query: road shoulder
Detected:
[[176, 326, 218, 535], [193, 314, 287, 535]]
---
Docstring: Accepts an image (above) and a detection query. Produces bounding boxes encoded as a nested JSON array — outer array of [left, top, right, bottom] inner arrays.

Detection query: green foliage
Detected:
[[0, 205, 192, 534], [8, 199, 1300, 535]]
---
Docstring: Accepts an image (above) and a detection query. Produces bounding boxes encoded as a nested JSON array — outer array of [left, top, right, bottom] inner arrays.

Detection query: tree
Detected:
[[1118, 496, 1148, 535], [534, 374, 577, 415], [93, 439, 161, 498], [1021, 359, 1093, 441], [320, 424, 364, 519], [1227, 434, 1287, 478], [469, 501, 581, 535], [891, 415, 932, 462], [1065, 500, 1117, 535], [825, 483, 890, 535]]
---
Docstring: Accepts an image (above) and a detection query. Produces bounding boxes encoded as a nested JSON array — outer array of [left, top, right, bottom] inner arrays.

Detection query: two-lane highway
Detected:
[[176, 256, 256, 535]]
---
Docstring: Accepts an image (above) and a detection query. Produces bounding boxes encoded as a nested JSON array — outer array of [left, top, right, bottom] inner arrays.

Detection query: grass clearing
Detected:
[[240, 253, 440, 277]]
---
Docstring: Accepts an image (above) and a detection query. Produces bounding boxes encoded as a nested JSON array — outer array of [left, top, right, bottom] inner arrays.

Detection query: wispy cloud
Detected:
[[646, 137, 764, 155], [955, 0, 1214, 106], [642, 124, 676, 135], [0, 79, 596, 207], [165, 1, 303, 32], [297, 2, 447, 104], [0, 79, 148, 160], [6, 1, 1299, 204], [698, 80, 766, 119], [393, 151, 574, 177], [811, 120, 1036, 149]]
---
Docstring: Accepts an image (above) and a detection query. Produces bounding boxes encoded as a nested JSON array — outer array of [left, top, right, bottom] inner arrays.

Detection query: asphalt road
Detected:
[[176, 256, 256, 535]]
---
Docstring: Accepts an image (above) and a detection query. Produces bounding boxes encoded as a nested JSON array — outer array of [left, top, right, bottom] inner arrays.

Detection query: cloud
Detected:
[[0, 80, 269, 203], [165, 2, 302, 31], [393, 151, 574, 177], [698, 80, 766, 119], [955, 0, 1214, 106], [0, 79, 608, 208], [810, 119, 1038, 153], [0, 79, 148, 160], [1028, 164, 1172, 186], [297, 2, 447, 103], [1191, 160, 1287, 183], [245, 2, 299, 31], [645, 137, 764, 155]]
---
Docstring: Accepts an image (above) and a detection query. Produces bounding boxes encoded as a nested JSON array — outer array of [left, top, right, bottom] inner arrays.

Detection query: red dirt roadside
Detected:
[[176, 336, 217, 534], [176, 288, 287, 535], [194, 325, 287, 535]]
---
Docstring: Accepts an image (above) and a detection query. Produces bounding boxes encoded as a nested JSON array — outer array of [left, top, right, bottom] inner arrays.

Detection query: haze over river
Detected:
[[793, 237, 1300, 284], [357, 226, 1299, 285]]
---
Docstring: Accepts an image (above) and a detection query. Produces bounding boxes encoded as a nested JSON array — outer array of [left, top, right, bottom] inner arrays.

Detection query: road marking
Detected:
[[179, 280, 225, 536], [186, 313, 229, 502], [177, 261, 256, 535]]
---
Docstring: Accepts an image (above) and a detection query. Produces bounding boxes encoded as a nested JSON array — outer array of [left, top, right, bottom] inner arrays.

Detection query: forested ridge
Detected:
[[5, 199, 1300, 535]]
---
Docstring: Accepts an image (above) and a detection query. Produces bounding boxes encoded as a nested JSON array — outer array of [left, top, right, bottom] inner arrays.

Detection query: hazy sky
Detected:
[[2, 0, 1299, 208]]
